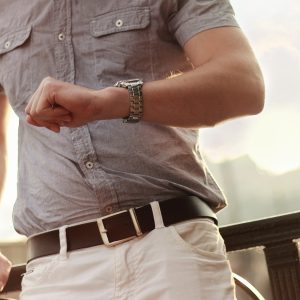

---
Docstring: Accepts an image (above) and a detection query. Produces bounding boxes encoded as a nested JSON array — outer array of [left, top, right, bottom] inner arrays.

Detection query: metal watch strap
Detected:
[[114, 79, 144, 123]]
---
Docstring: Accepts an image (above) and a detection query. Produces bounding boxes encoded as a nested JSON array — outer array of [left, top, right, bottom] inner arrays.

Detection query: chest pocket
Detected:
[[89, 7, 151, 86], [0, 26, 32, 110], [0, 26, 31, 74]]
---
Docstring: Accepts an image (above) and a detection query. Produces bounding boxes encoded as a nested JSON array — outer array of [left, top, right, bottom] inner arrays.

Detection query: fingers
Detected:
[[26, 109, 72, 133], [25, 77, 72, 131], [0, 253, 12, 292], [31, 106, 72, 122], [26, 115, 61, 133], [25, 81, 44, 116], [25, 77, 99, 130]]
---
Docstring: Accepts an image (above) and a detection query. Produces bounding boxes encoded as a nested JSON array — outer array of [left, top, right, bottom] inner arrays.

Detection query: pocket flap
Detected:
[[0, 26, 32, 55], [90, 7, 150, 38]]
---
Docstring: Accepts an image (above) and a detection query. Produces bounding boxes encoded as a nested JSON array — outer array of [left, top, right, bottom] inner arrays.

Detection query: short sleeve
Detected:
[[168, 0, 239, 47]]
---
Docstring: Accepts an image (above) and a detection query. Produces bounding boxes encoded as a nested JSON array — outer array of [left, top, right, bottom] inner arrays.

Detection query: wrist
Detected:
[[114, 79, 144, 123], [93, 87, 129, 121]]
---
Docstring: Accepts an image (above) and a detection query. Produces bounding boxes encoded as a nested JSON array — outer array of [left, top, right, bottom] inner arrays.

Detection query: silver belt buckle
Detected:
[[97, 208, 142, 247]]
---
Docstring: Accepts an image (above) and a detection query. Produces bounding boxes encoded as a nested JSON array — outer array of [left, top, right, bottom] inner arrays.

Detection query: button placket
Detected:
[[58, 33, 65, 41], [53, 0, 74, 83]]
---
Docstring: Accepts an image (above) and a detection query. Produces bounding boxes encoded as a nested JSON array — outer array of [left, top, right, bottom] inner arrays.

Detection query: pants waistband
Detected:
[[26, 196, 217, 263]]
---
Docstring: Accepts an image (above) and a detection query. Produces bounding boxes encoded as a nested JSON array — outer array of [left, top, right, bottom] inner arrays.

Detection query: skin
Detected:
[[0, 252, 11, 292], [25, 27, 265, 131], [0, 91, 7, 197], [0, 91, 11, 291], [0, 26, 265, 288]]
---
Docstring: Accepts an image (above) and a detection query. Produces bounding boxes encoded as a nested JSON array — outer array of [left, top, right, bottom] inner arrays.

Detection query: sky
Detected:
[[1, 0, 300, 239], [200, 0, 300, 174]]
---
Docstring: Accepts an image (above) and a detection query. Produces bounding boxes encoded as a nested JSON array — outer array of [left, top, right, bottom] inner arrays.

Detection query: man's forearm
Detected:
[[101, 27, 265, 128], [0, 144, 6, 198], [124, 58, 263, 128], [103, 60, 264, 128], [0, 93, 8, 199]]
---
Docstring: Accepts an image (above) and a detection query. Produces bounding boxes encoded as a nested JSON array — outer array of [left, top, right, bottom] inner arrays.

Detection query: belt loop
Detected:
[[150, 201, 165, 229], [59, 226, 68, 260]]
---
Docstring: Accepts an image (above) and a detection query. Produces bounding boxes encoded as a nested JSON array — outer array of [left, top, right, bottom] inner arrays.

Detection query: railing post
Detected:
[[264, 241, 300, 300]]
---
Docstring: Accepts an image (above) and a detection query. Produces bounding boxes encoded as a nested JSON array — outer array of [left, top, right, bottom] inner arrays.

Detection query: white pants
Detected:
[[20, 203, 236, 300]]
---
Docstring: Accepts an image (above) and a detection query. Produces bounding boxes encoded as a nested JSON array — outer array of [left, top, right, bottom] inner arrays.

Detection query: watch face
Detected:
[[114, 79, 143, 88], [126, 79, 143, 86]]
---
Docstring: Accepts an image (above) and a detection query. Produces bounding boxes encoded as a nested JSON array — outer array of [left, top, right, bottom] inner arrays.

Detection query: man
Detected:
[[0, 0, 264, 299]]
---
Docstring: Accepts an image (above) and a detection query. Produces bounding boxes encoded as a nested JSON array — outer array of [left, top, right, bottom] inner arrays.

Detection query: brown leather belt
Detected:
[[27, 196, 217, 263]]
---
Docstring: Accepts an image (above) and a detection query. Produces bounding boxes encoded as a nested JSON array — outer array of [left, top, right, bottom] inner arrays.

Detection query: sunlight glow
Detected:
[[246, 110, 300, 174], [0, 108, 20, 239]]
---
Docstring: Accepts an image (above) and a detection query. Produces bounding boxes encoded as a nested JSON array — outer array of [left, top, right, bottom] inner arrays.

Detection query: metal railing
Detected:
[[220, 211, 300, 300]]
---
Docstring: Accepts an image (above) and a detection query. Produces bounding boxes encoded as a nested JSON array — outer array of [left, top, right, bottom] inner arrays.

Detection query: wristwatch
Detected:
[[114, 78, 144, 123]]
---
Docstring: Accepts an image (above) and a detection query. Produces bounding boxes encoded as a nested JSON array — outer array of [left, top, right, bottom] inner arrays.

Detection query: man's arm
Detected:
[[0, 88, 11, 292], [143, 27, 265, 127], [0, 252, 11, 292], [0, 87, 8, 198], [25, 27, 264, 131]]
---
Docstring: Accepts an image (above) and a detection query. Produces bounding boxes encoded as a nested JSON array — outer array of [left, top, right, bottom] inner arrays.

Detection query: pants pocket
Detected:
[[168, 219, 227, 260], [22, 254, 61, 290]]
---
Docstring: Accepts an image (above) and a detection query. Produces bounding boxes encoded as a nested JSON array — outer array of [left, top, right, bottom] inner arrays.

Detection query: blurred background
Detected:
[[1, 0, 300, 299]]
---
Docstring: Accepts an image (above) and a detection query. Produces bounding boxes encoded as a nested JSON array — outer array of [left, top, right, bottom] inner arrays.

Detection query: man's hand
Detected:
[[0, 252, 12, 292], [25, 77, 129, 132]]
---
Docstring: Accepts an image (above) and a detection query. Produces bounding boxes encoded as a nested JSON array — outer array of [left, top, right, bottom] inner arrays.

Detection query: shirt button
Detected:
[[58, 33, 65, 41], [115, 19, 123, 27], [85, 161, 94, 169], [4, 41, 11, 49], [105, 206, 113, 214]]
